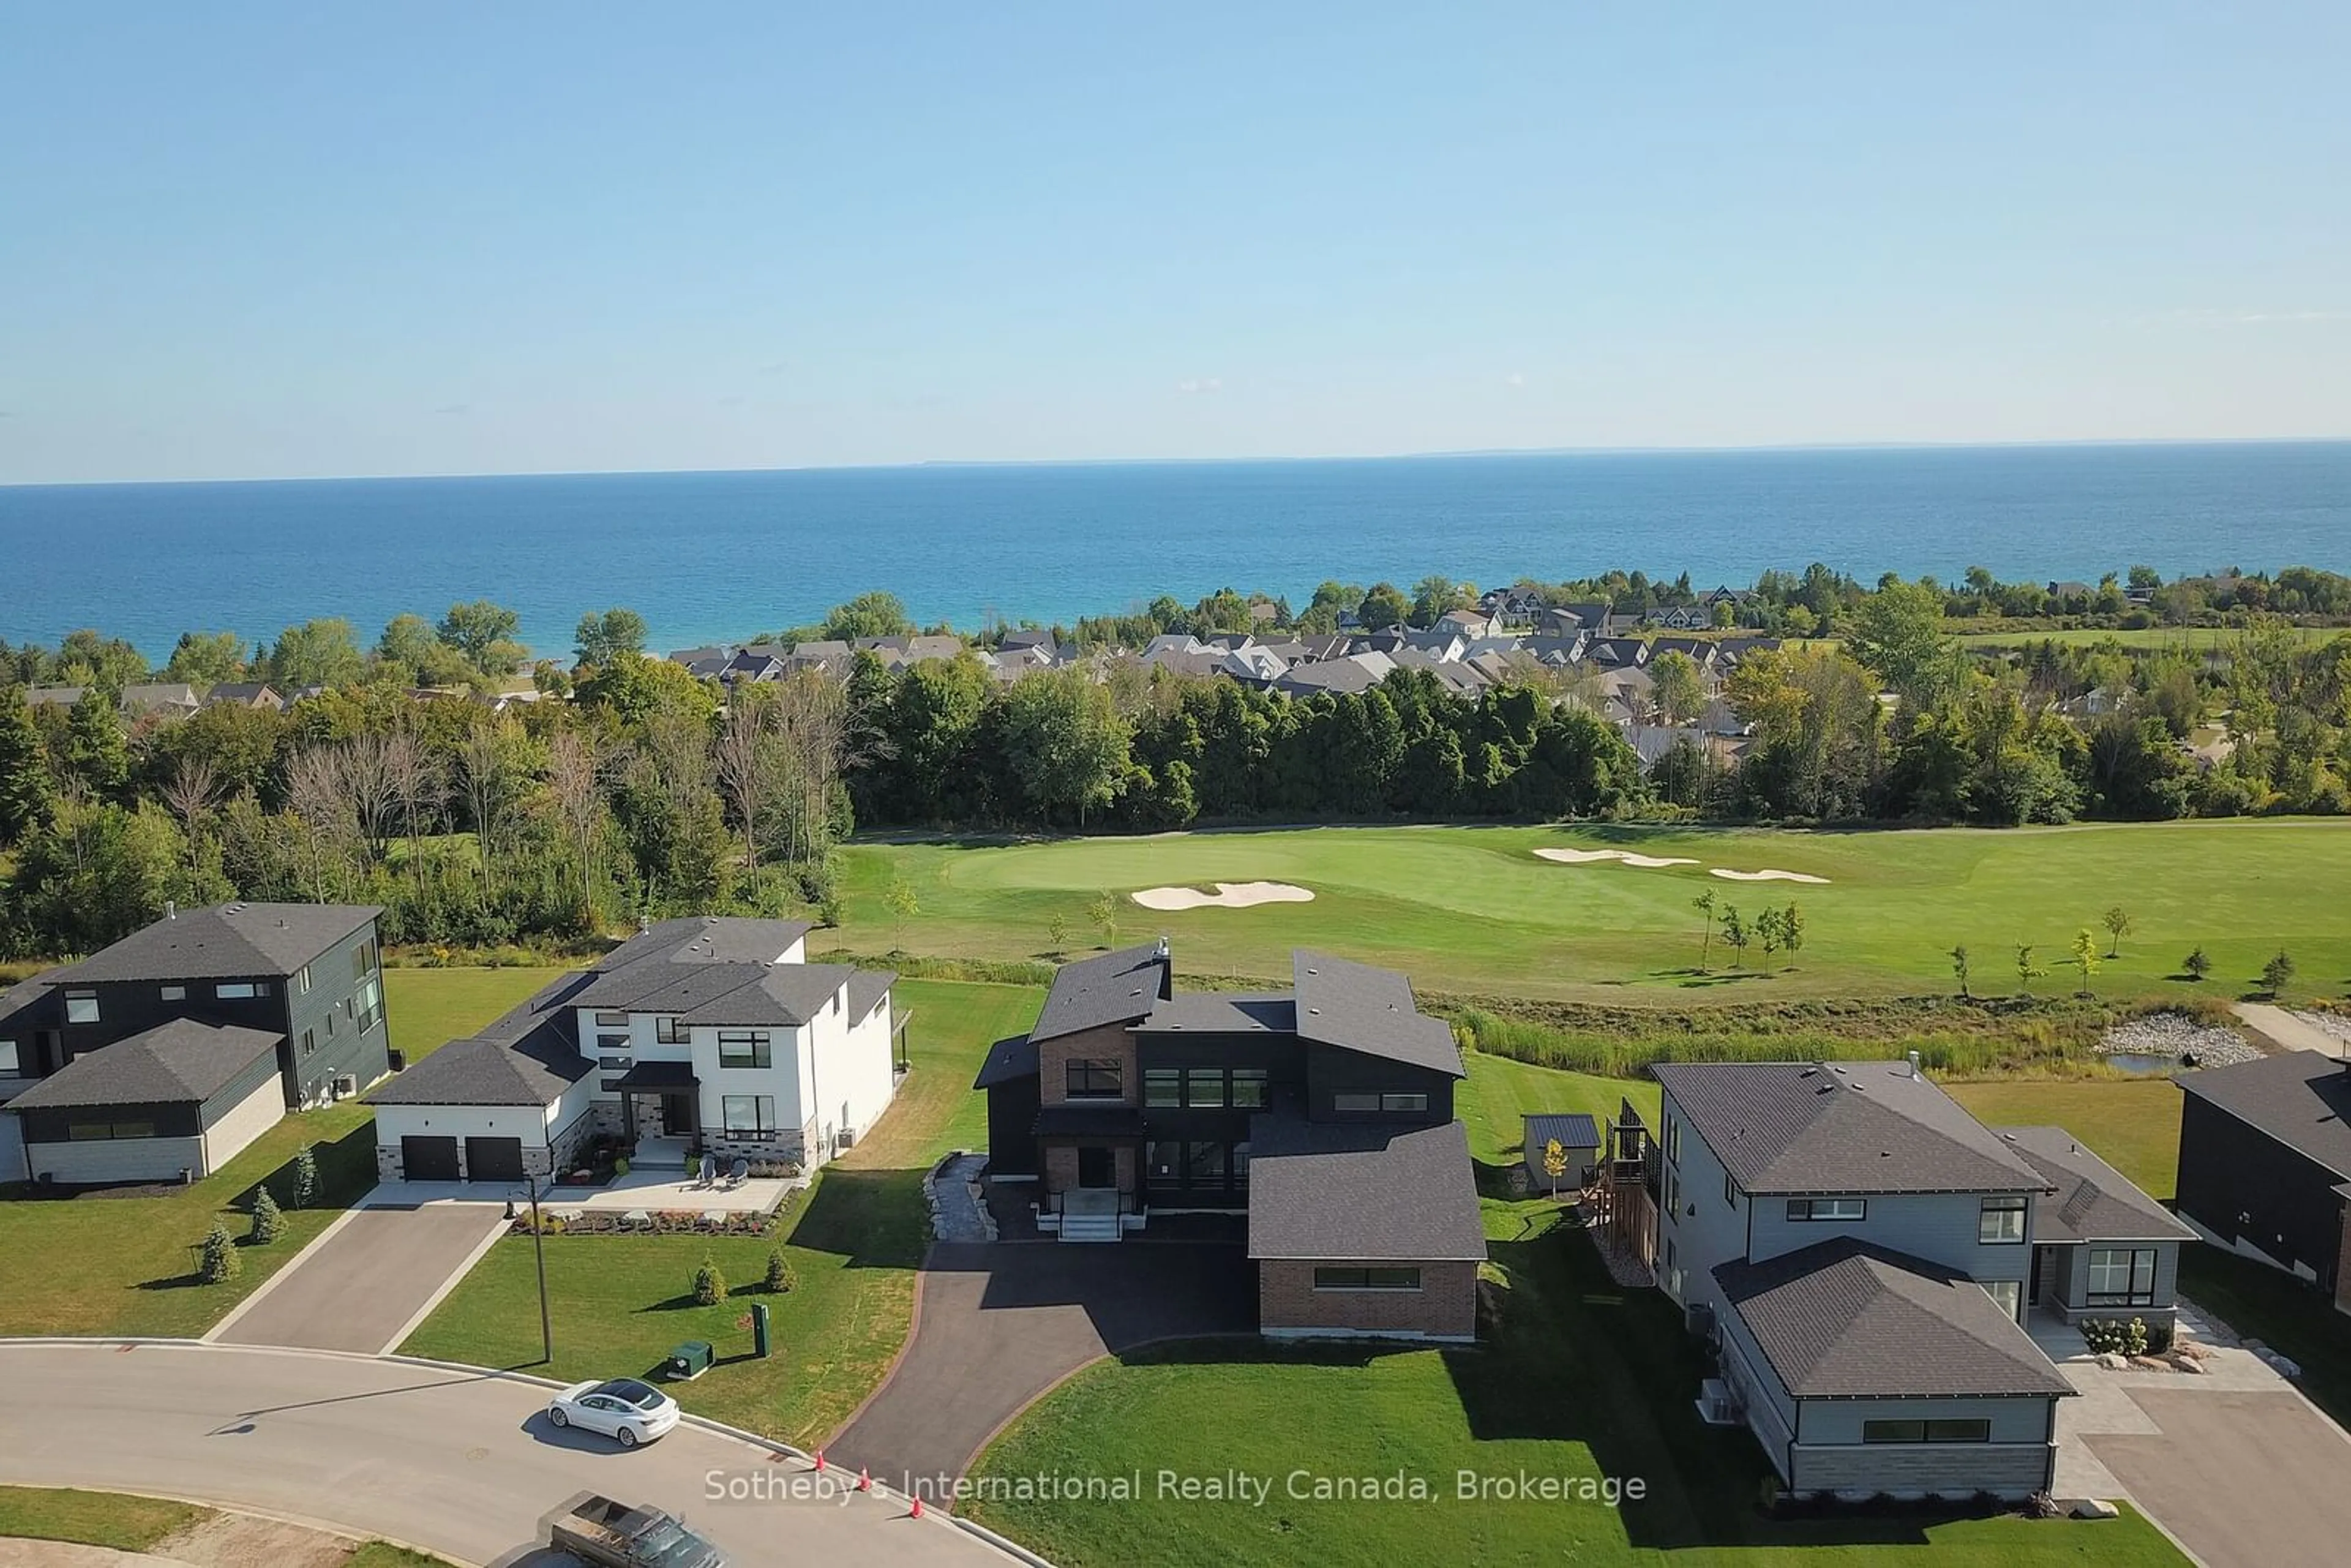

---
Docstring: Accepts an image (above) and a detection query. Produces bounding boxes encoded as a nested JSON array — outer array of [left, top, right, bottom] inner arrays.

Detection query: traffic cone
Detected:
[[909, 1493, 924, 1520], [812, 1449, 826, 1472], [856, 1467, 872, 1493]]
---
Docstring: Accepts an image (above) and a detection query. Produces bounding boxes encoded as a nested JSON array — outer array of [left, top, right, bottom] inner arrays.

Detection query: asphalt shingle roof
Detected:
[[973, 1034, 1039, 1090], [367, 970, 596, 1108], [1714, 1238, 2074, 1400], [1247, 1115, 1487, 1262], [1524, 1112, 1602, 1151], [1995, 1125, 2194, 1245], [1650, 1060, 2050, 1196], [569, 917, 850, 1027], [2174, 1051, 2351, 1180], [1291, 950, 1463, 1078], [1133, 992, 1297, 1033], [847, 970, 896, 1021], [9, 1018, 282, 1109], [1029, 944, 1171, 1043], [51, 903, 380, 983]]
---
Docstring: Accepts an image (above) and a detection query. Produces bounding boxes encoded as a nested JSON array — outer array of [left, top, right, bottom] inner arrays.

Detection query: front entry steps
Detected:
[[1059, 1187, 1122, 1243]]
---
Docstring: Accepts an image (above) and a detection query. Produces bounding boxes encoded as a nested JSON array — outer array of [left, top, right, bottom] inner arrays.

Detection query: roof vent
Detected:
[[1155, 936, 1170, 961], [1906, 1049, 1922, 1080], [165, 901, 176, 919], [638, 913, 652, 934]]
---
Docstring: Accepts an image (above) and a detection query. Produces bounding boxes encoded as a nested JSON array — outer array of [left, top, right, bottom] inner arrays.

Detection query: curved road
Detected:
[[0, 1342, 1014, 1568]]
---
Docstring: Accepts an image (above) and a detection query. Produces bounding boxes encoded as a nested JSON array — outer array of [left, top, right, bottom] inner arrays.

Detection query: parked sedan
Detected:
[[546, 1378, 683, 1447]]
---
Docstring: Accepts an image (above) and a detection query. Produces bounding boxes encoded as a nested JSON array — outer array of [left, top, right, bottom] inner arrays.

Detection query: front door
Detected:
[[662, 1092, 697, 1138], [1077, 1147, 1115, 1188]]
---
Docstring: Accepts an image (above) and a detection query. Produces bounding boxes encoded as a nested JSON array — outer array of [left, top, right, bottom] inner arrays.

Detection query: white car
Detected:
[[546, 1378, 682, 1447]]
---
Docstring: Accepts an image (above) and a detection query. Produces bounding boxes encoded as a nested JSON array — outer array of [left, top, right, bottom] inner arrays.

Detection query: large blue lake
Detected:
[[2, 442, 2347, 660]]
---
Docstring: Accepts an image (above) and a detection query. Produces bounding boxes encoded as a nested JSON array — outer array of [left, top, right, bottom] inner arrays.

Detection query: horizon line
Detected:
[[6, 433, 2350, 492]]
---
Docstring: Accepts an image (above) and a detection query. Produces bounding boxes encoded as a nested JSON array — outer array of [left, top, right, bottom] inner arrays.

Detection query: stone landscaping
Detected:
[[2289, 1008, 2351, 1046], [2098, 1011, 2260, 1069]]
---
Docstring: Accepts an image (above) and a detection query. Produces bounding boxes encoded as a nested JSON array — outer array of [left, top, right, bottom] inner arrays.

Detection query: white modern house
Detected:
[[367, 918, 898, 1184]]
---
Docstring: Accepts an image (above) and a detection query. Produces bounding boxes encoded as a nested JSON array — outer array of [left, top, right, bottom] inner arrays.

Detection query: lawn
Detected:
[[0, 967, 557, 1339], [1945, 1078, 2184, 1200], [0, 1485, 449, 1564], [961, 1050, 2185, 1567], [828, 820, 2351, 1008], [398, 977, 1037, 1448]]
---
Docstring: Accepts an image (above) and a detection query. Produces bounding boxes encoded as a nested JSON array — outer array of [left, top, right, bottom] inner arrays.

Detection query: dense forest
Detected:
[[2, 561, 2347, 961]]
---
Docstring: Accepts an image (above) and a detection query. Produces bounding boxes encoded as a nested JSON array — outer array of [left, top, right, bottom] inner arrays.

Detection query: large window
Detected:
[[1188, 1141, 1226, 1186], [1144, 1068, 1182, 1108], [2086, 1247, 2159, 1307], [1313, 1267, 1422, 1291], [0, 1040, 18, 1075], [1146, 1138, 1245, 1190], [215, 981, 268, 1000], [1785, 1198, 1866, 1222], [718, 1031, 772, 1069], [722, 1095, 778, 1138], [1978, 1195, 2029, 1245], [64, 991, 99, 1024], [1863, 1419, 1992, 1444], [1065, 1057, 1123, 1099], [1146, 1141, 1184, 1182], [68, 1119, 156, 1141], [354, 977, 383, 1033], [1333, 1092, 1379, 1112], [351, 937, 380, 981], [1186, 1068, 1224, 1108], [1981, 1279, 2023, 1321], [654, 1016, 688, 1045], [1380, 1092, 1427, 1112], [1231, 1068, 1267, 1109]]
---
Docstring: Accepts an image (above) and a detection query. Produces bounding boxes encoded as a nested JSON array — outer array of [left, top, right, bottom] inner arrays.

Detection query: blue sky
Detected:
[[2, 4, 2346, 482]]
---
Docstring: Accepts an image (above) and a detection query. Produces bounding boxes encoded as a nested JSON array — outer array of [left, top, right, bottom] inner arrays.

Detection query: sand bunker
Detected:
[[1709, 868, 1831, 885], [1130, 881, 1316, 911], [1533, 847, 1700, 869]]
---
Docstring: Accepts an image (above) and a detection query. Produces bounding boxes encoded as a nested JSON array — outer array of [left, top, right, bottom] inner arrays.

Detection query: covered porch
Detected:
[[606, 1060, 699, 1151]]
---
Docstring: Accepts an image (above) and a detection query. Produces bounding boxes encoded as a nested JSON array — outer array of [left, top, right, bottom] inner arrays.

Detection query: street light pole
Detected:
[[528, 1173, 552, 1364]]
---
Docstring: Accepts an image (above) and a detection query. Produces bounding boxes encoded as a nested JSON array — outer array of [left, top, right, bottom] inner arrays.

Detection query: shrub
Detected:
[[2080, 1316, 2152, 1357], [764, 1249, 795, 1293], [249, 1185, 285, 1244], [198, 1222, 240, 1283], [613, 1157, 631, 1177], [288, 1145, 318, 1209], [692, 1256, 727, 1306]]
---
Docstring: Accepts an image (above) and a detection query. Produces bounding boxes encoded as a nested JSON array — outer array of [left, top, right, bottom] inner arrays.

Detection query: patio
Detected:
[[542, 1136, 805, 1217]]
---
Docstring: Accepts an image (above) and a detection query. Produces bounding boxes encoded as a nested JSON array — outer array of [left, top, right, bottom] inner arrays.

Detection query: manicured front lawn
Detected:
[[399, 977, 1039, 1448], [0, 1485, 204, 1550], [961, 1050, 2187, 1567], [0, 967, 557, 1339], [833, 819, 2351, 1007]]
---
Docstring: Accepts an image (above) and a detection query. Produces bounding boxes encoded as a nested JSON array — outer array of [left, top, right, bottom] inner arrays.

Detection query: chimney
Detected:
[[165, 900, 176, 920], [1906, 1049, 1922, 1079]]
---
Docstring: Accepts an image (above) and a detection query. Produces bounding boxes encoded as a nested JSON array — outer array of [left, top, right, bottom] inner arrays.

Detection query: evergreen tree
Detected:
[[198, 1222, 241, 1283], [763, 1249, 795, 1293], [693, 1256, 727, 1306], [0, 685, 51, 844], [289, 1145, 318, 1209], [249, 1185, 285, 1244], [64, 689, 131, 801]]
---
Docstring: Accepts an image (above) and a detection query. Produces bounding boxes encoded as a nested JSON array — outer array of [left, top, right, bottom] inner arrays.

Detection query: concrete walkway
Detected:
[[208, 1200, 508, 1355], [826, 1240, 1256, 1497], [2233, 1002, 2345, 1056]]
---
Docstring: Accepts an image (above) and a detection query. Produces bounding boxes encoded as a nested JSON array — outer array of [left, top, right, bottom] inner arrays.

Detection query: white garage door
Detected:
[[0, 1110, 26, 1185]]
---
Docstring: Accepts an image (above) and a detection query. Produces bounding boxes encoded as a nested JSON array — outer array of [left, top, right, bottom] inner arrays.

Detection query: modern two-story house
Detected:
[[1648, 1058, 2181, 1501], [367, 917, 898, 1184], [975, 942, 1487, 1340], [0, 901, 389, 1185]]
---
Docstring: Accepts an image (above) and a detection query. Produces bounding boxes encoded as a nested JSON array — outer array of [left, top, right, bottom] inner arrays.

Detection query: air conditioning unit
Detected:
[[835, 1127, 857, 1150], [1697, 1377, 1744, 1427], [332, 1074, 358, 1099], [1683, 1300, 1715, 1340]]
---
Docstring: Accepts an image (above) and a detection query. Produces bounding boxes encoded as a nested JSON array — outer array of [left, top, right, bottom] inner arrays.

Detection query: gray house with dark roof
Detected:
[[975, 942, 1483, 1340], [0, 902, 388, 1185], [1649, 1058, 2171, 1499], [367, 918, 899, 1183], [2173, 1051, 2351, 1305]]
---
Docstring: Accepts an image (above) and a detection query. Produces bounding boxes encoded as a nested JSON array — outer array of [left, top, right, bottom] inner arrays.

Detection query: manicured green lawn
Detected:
[[831, 820, 2351, 1007], [399, 977, 1038, 1448], [1946, 1078, 2184, 1200], [964, 1050, 2185, 1566], [0, 1485, 204, 1550], [0, 967, 557, 1339]]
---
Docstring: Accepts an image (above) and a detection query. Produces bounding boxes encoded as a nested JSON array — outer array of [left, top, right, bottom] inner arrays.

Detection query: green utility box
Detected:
[[666, 1339, 714, 1381], [752, 1301, 771, 1359]]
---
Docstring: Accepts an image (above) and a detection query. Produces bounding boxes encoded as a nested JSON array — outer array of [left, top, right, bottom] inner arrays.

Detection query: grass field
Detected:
[[399, 977, 1038, 1448], [961, 1049, 2186, 1567], [0, 1486, 446, 1564], [831, 819, 2351, 1008], [0, 967, 558, 1339]]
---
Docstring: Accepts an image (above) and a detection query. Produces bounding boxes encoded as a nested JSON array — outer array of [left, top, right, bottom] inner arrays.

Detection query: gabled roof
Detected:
[[1030, 944, 1171, 1043], [1649, 1060, 2050, 1196], [568, 917, 850, 1027], [367, 970, 596, 1108], [1292, 950, 1463, 1078], [9, 1018, 282, 1109], [972, 1034, 1040, 1090], [1994, 1126, 2194, 1245], [2174, 1052, 2351, 1181], [1714, 1238, 2072, 1400], [1248, 1116, 1487, 1262], [1523, 1112, 1602, 1151], [51, 903, 380, 983], [847, 970, 895, 1021]]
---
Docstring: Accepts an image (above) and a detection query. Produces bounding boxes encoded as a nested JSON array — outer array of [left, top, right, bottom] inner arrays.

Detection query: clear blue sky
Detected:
[[3, 4, 2346, 483]]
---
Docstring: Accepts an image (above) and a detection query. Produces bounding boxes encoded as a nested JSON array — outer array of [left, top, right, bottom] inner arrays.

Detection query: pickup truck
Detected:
[[542, 1491, 728, 1568]]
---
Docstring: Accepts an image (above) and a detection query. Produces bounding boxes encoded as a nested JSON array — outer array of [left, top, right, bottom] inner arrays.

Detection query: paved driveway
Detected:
[[2089, 1385, 2351, 1568], [209, 1201, 509, 1354], [0, 1341, 1008, 1567], [826, 1241, 1256, 1494]]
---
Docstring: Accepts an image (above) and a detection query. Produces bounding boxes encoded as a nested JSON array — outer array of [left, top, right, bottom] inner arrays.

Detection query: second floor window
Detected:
[[594, 1011, 630, 1028], [160, 985, 185, 1002], [1187, 1068, 1224, 1108], [655, 1017, 687, 1045], [65, 991, 99, 1024], [1065, 1057, 1123, 1099], [215, 981, 267, 1000], [1979, 1195, 2028, 1245], [1232, 1068, 1267, 1108], [300, 1029, 315, 1057], [294, 964, 312, 996], [718, 1031, 772, 1069], [0, 1040, 18, 1075], [1786, 1197, 1866, 1222], [1144, 1068, 1181, 1107]]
